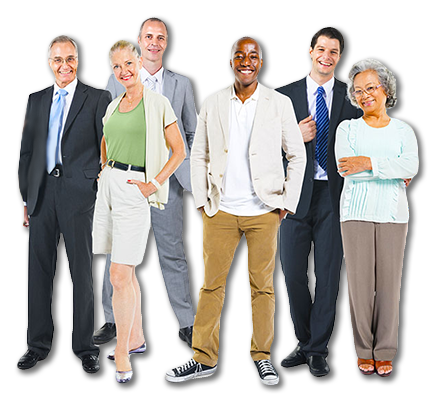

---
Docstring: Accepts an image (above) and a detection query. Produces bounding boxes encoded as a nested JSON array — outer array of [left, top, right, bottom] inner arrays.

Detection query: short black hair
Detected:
[[310, 27, 344, 54]]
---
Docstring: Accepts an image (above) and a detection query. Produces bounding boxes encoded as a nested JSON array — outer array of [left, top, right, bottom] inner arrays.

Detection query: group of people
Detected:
[[17, 20, 419, 385]]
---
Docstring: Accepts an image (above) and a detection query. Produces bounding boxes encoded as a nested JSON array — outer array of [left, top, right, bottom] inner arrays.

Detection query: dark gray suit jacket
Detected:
[[19, 80, 112, 215], [106, 69, 197, 191], [276, 78, 362, 218]]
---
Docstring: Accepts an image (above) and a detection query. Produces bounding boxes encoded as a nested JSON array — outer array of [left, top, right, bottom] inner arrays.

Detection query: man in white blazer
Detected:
[[166, 37, 306, 385]]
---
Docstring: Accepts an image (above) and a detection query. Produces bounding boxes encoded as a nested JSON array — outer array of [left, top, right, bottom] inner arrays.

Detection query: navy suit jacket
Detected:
[[276, 78, 362, 218], [19, 80, 111, 215]]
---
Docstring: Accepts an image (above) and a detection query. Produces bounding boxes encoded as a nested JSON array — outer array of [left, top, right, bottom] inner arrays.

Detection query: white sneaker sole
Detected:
[[261, 376, 279, 385], [165, 366, 217, 383]]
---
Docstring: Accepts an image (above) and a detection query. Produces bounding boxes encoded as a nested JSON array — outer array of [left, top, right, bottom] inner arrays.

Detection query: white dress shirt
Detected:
[[219, 84, 274, 216], [52, 77, 78, 165], [140, 66, 164, 95], [306, 75, 334, 180]]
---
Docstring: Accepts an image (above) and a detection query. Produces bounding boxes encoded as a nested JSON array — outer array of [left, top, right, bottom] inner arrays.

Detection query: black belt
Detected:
[[49, 164, 63, 177], [106, 159, 145, 173]]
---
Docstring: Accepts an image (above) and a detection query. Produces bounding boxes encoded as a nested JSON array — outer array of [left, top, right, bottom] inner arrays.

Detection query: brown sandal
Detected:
[[358, 358, 375, 375], [375, 360, 393, 377]]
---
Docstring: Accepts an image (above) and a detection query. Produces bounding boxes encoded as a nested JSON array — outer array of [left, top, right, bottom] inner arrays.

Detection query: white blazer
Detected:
[[191, 84, 306, 217]]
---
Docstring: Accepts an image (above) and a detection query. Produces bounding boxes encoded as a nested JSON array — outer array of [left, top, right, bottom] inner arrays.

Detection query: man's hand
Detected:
[[404, 178, 412, 187], [299, 115, 316, 143], [279, 209, 289, 223], [23, 206, 29, 228]]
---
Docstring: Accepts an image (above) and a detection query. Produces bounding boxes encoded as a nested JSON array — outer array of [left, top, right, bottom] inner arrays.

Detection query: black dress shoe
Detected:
[[17, 350, 42, 370], [307, 355, 330, 377], [82, 354, 100, 374], [179, 326, 193, 348], [281, 345, 307, 368], [93, 323, 116, 345]]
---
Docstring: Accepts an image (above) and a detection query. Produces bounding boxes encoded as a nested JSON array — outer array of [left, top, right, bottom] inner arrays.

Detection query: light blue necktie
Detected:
[[46, 89, 68, 173], [315, 86, 329, 172], [145, 76, 157, 92]]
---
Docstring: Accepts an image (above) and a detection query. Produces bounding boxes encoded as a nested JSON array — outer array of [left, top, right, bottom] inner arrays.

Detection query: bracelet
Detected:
[[151, 178, 161, 190]]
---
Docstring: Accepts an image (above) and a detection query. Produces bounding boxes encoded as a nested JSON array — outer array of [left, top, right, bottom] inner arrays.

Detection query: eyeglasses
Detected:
[[49, 56, 78, 65], [352, 84, 382, 98]]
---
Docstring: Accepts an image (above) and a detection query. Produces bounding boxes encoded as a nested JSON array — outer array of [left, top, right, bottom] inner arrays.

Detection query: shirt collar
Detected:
[[230, 82, 260, 102], [53, 77, 78, 98], [306, 75, 334, 98], [140, 66, 164, 84]]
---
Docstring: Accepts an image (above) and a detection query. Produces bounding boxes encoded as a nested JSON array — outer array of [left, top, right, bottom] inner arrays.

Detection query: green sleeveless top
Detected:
[[103, 98, 146, 167]]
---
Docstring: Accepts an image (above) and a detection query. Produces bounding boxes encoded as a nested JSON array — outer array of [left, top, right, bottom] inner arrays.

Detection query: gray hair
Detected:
[[48, 35, 78, 58], [347, 58, 397, 109], [109, 40, 140, 61]]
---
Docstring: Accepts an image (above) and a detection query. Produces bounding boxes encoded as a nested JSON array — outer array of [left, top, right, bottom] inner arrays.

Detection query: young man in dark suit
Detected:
[[18, 36, 111, 372], [277, 27, 361, 377]]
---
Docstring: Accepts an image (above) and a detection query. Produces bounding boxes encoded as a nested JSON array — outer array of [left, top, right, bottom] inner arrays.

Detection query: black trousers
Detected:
[[27, 173, 99, 359], [279, 181, 342, 357]]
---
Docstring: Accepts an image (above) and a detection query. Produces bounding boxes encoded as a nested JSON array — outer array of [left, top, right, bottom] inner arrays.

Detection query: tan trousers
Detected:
[[341, 221, 408, 361], [192, 210, 280, 367]]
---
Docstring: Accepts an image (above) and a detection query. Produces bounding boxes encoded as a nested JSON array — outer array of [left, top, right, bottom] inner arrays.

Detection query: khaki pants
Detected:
[[192, 210, 280, 367], [341, 221, 408, 361]]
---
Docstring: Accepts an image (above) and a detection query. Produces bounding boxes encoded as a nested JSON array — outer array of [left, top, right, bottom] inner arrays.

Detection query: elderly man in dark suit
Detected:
[[93, 18, 197, 348], [277, 27, 362, 377], [17, 35, 111, 372]]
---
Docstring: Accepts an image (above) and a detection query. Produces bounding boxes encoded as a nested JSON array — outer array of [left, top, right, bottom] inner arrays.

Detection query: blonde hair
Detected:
[[109, 40, 140, 61]]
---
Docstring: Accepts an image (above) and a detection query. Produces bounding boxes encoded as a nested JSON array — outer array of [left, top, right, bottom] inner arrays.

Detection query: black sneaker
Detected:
[[165, 358, 217, 382], [254, 360, 279, 385]]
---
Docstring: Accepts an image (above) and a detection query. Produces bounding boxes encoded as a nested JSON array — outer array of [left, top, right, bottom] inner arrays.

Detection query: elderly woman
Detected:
[[335, 59, 418, 377], [92, 40, 185, 383]]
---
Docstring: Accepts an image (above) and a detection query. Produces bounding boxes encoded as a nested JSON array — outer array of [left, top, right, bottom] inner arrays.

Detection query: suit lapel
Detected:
[[63, 80, 88, 137], [41, 86, 54, 137], [162, 70, 176, 104], [251, 84, 271, 139], [218, 86, 231, 147], [293, 79, 310, 121], [328, 79, 345, 144]]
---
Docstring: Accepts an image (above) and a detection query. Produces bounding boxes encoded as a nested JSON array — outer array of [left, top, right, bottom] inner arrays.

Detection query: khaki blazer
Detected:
[[191, 84, 306, 217]]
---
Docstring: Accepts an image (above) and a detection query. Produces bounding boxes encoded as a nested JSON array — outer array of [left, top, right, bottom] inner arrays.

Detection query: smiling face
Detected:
[[353, 70, 387, 114], [111, 48, 143, 88], [309, 35, 341, 83], [138, 20, 167, 66], [48, 41, 78, 88], [230, 38, 263, 88]]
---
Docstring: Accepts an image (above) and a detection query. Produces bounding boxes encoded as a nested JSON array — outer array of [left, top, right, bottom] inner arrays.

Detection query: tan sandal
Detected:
[[358, 358, 375, 375], [375, 360, 393, 377]]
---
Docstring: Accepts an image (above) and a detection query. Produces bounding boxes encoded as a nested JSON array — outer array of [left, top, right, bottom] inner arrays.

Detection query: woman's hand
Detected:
[[338, 156, 372, 176], [127, 180, 158, 198], [404, 178, 412, 187]]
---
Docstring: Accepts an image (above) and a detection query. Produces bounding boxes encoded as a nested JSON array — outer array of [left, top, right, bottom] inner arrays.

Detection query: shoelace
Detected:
[[176, 359, 198, 373], [256, 360, 276, 377]]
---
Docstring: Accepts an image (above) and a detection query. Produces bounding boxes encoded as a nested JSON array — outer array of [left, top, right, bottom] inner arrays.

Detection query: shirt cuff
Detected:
[[370, 157, 379, 177]]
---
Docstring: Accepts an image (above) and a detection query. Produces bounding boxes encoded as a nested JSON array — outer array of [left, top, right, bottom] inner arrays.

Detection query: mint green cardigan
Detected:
[[335, 118, 419, 223]]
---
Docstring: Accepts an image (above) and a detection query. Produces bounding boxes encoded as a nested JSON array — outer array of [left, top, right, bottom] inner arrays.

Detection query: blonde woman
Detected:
[[93, 41, 185, 383]]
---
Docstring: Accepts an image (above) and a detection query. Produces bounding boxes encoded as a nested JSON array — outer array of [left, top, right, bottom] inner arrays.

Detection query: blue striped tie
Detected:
[[315, 86, 329, 172], [46, 89, 68, 173]]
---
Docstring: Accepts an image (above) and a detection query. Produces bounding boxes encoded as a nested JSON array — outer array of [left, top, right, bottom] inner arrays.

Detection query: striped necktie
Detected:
[[315, 86, 329, 172], [46, 88, 68, 173]]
